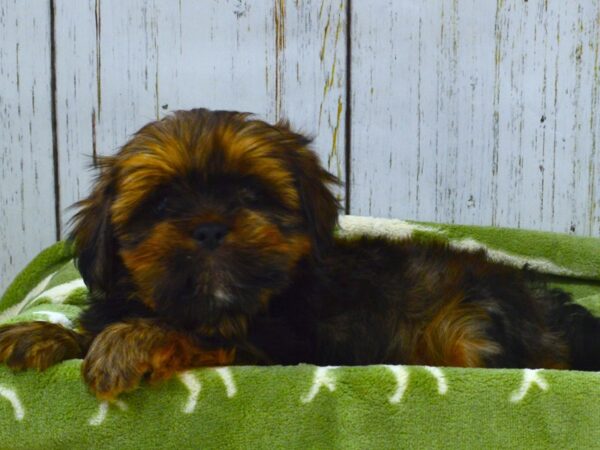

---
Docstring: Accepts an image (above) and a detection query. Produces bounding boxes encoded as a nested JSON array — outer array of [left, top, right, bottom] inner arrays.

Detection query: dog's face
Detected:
[[71, 109, 339, 334]]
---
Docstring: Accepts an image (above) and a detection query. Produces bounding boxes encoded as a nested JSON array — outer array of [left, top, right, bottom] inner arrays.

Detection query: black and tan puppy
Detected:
[[1, 109, 599, 399]]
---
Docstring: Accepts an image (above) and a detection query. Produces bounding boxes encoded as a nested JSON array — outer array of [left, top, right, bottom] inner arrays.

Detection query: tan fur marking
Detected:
[[232, 210, 311, 265], [108, 111, 307, 226], [413, 295, 502, 367], [0, 322, 90, 371], [120, 222, 197, 308], [82, 319, 235, 400]]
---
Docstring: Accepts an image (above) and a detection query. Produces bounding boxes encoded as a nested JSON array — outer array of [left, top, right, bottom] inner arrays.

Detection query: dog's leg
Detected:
[[560, 304, 600, 371], [542, 289, 600, 371], [0, 321, 91, 370], [82, 318, 235, 400], [411, 297, 504, 368], [413, 292, 575, 370]]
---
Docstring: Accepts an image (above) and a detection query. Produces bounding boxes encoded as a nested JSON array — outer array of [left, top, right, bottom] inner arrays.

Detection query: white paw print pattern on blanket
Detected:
[[0, 385, 24, 421], [0, 365, 556, 424], [0, 255, 556, 425], [299, 365, 548, 405]]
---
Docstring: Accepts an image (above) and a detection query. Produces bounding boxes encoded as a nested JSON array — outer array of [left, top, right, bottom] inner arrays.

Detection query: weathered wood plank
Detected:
[[492, 1, 600, 236], [55, 0, 276, 232], [55, 0, 347, 232], [0, 0, 56, 295], [54, 0, 99, 232], [350, 0, 600, 236], [276, 0, 347, 188]]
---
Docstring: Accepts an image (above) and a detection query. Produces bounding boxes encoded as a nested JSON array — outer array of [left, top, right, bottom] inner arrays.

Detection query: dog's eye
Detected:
[[238, 189, 259, 205], [153, 197, 169, 217]]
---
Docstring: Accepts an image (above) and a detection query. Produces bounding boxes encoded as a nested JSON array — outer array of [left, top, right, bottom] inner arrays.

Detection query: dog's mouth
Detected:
[[149, 248, 292, 331], [188, 270, 236, 310]]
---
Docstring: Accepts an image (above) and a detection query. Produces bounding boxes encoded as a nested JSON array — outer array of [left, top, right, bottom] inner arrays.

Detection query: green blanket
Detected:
[[0, 216, 599, 449]]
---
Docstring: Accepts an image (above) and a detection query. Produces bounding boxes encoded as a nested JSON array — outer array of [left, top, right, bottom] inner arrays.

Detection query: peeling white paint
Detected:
[[350, 1, 600, 237], [2, 0, 600, 304], [0, 0, 56, 296]]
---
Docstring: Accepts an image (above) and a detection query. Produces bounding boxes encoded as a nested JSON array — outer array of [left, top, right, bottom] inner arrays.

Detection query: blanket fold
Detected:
[[0, 216, 598, 449]]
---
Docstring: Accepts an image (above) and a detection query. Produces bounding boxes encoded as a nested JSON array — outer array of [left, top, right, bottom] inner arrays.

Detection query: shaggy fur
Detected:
[[0, 108, 598, 399]]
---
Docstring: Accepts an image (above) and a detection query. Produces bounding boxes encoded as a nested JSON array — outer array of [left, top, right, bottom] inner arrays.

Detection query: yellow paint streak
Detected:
[[318, 0, 325, 20], [323, 58, 336, 98], [319, 6, 331, 61], [328, 96, 343, 178], [319, 3, 344, 126], [274, 0, 286, 119], [275, 0, 286, 53], [334, 7, 343, 43]]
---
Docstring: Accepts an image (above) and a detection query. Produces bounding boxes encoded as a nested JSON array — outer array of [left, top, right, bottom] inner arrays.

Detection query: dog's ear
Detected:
[[69, 157, 120, 294], [277, 122, 341, 256]]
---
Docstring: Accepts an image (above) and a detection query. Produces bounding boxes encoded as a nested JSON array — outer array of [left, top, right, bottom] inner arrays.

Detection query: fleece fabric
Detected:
[[0, 216, 598, 449]]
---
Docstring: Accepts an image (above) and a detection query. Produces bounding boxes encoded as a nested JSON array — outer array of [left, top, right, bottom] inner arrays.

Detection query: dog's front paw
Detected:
[[0, 321, 88, 371], [82, 320, 238, 399], [81, 320, 220, 399], [82, 322, 164, 400], [82, 342, 147, 401]]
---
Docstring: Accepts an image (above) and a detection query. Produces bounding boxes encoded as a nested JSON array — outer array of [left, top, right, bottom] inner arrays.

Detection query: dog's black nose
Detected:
[[193, 223, 228, 250]]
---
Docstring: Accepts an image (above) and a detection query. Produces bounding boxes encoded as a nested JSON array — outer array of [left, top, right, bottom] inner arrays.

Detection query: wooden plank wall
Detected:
[[1, 0, 599, 295], [351, 0, 600, 236], [54, 0, 346, 233], [0, 0, 56, 295]]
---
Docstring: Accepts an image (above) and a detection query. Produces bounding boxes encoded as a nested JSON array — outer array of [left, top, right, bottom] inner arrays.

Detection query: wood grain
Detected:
[[275, 0, 347, 189], [0, 0, 56, 295], [54, 0, 347, 232], [350, 0, 600, 236], [3, 0, 600, 298]]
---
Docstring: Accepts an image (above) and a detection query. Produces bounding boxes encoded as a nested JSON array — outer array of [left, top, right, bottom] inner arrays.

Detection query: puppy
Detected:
[[1, 109, 599, 399]]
